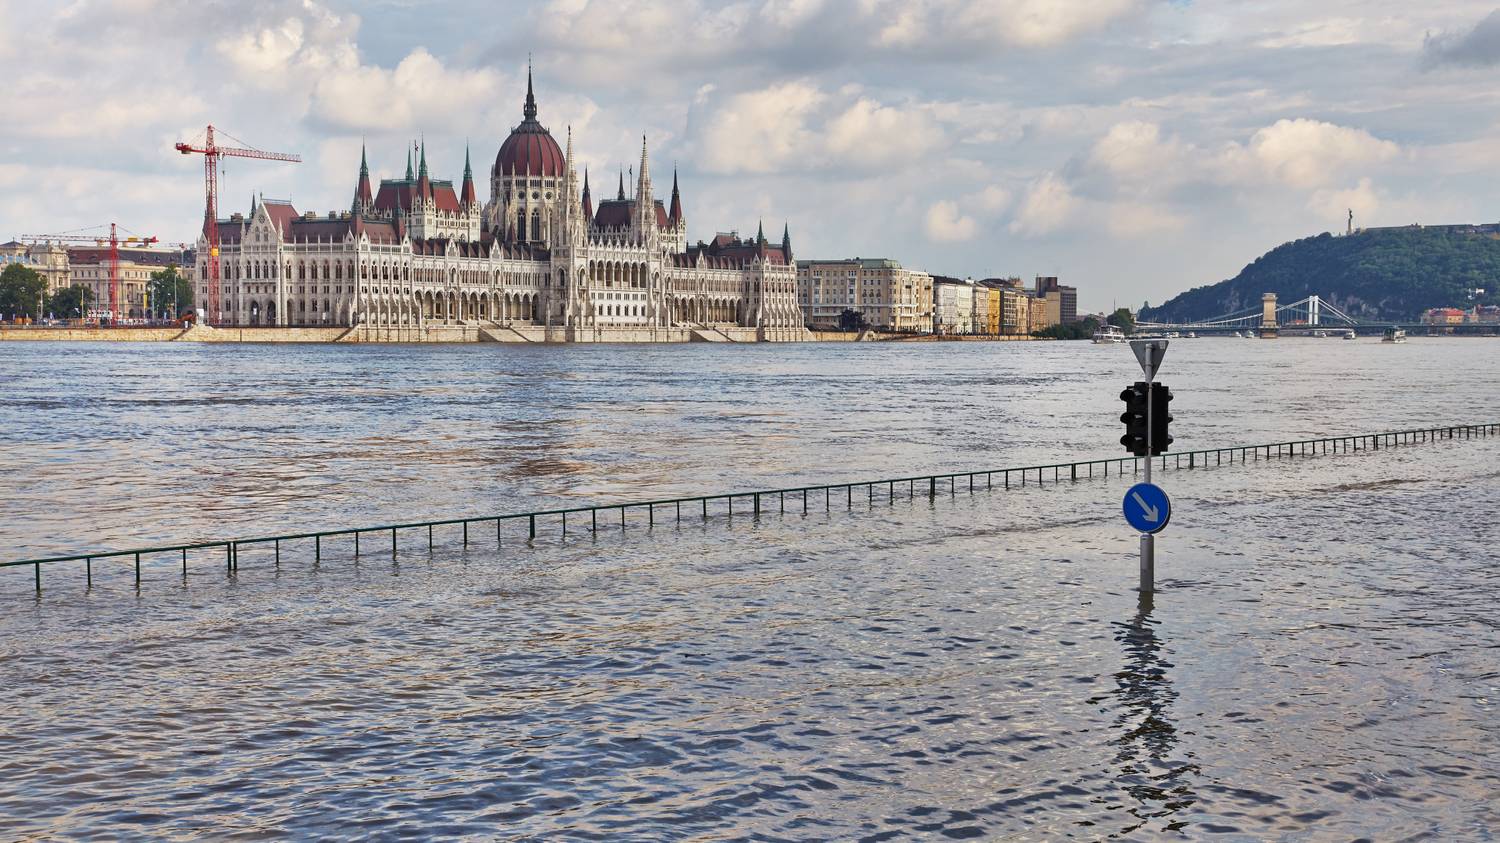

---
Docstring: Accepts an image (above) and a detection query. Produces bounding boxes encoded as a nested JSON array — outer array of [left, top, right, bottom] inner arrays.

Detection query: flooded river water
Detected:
[[1, 338, 1497, 839]]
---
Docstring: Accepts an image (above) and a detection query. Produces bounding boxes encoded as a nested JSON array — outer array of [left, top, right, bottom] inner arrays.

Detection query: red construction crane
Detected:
[[18, 224, 158, 323], [175, 125, 300, 325]]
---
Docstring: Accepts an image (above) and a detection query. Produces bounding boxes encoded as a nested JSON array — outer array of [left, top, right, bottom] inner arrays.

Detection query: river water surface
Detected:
[[1, 338, 1497, 839]]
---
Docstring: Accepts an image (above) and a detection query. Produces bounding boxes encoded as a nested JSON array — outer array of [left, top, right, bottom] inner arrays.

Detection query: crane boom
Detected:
[[174, 124, 300, 325], [17, 225, 159, 323]]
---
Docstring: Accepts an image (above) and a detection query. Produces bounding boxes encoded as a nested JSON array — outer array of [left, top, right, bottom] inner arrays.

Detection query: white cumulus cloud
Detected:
[[691, 82, 944, 175], [867, 0, 1143, 49], [1088, 121, 1190, 184], [1239, 118, 1399, 189], [925, 199, 978, 241], [1009, 173, 1077, 236]]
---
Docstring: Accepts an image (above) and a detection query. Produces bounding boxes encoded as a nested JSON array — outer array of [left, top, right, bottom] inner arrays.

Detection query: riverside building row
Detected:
[[796, 260, 1079, 336], [1, 240, 187, 320], [191, 71, 807, 342]]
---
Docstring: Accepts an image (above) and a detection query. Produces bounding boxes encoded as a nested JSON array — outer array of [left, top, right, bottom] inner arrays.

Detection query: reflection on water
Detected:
[[0, 339, 1498, 838], [1106, 594, 1199, 832]]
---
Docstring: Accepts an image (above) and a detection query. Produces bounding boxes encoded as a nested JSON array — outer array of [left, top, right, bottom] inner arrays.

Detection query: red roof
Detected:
[[373, 180, 461, 213], [262, 200, 301, 234], [68, 247, 181, 266], [685, 234, 791, 268], [593, 199, 668, 230], [496, 124, 565, 178]]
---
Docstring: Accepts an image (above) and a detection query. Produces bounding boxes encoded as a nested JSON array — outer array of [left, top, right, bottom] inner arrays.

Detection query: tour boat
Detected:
[[1343, 330, 1357, 340], [1186, 332, 1197, 338], [1382, 327, 1407, 344], [1233, 330, 1243, 338], [1312, 329, 1327, 338], [1092, 324, 1126, 343], [1244, 329, 1257, 339]]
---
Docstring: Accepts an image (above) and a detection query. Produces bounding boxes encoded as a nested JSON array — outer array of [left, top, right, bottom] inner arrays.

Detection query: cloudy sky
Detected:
[[4, 1, 1500, 309]]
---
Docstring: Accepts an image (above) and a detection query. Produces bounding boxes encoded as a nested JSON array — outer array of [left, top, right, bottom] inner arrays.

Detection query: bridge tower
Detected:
[[1261, 292, 1279, 338]]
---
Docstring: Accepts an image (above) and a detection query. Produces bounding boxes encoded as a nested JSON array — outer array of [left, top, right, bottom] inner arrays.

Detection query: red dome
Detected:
[[496, 123, 564, 178]]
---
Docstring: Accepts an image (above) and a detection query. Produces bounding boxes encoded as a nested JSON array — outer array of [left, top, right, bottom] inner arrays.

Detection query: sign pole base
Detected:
[[1139, 534, 1155, 594]]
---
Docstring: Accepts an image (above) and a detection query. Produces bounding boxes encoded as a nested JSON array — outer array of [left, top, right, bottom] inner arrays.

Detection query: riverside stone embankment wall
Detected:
[[0, 326, 349, 343], [0, 325, 1042, 344]]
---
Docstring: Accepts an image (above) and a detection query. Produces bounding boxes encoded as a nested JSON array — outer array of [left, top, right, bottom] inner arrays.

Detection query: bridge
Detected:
[[1137, 294, 1393, 337]]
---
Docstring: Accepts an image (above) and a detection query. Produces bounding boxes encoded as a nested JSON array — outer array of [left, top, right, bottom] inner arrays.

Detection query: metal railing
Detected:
[[4, 422, 1495, 593]]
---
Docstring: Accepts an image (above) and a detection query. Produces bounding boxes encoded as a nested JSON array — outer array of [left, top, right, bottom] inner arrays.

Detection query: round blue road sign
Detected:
[[1123, 482, 1171, 534]]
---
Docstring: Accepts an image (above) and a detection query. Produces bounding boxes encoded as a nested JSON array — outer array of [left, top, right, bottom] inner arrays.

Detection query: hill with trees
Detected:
[[1140, 226, 1500, 323]]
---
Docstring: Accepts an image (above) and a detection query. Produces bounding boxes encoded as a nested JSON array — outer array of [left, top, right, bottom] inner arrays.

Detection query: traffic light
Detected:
[[1150, 382, 1173, 455], [1119, 381, 1149, 456]]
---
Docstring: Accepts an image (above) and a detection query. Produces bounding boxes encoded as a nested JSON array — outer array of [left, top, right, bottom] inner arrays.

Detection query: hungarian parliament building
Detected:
[[195, 72, 806, 341]]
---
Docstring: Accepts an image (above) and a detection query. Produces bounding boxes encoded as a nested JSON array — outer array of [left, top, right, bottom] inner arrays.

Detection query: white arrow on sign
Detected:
[[1130, 491, 1160, 522]]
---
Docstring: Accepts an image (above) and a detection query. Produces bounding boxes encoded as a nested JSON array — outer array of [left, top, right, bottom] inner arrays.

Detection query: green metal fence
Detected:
[[5, 422, 1495, 593]]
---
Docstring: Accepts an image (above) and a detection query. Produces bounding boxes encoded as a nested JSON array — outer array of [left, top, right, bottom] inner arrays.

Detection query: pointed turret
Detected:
[[756, 220, 766, 246], [781, 222, 791, 260], [405, 147, 413, 181], [582, 168, 593, 220], [460, 144, 476, 206], [668, 167, 683, 226], [617, 168, 625, 201], [524, 58, 538, 122], [416, 141, 432, 199], [353, 143, 373, 214], [636, 134, 651, 200]]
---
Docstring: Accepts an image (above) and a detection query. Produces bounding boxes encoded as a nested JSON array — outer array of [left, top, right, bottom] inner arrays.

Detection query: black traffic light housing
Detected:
[[1150, 382, 1173, 456], [1119, 381, 1149, 456], [1120, 381, 1173, 456]]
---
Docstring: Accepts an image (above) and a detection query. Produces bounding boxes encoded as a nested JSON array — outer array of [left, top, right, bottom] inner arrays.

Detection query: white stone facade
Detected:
[[796, 258, 933, 332], [934, 279, 976, 335], [196, 74, 806, 341]]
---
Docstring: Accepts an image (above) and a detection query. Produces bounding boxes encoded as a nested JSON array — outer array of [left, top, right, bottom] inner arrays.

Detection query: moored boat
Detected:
[[1382, 326, 1407, 344], [1092, 324, 1126, 343]]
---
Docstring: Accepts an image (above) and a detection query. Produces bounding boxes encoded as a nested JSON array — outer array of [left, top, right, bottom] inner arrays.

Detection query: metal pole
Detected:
[[1142, 379, 1154, 595]]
